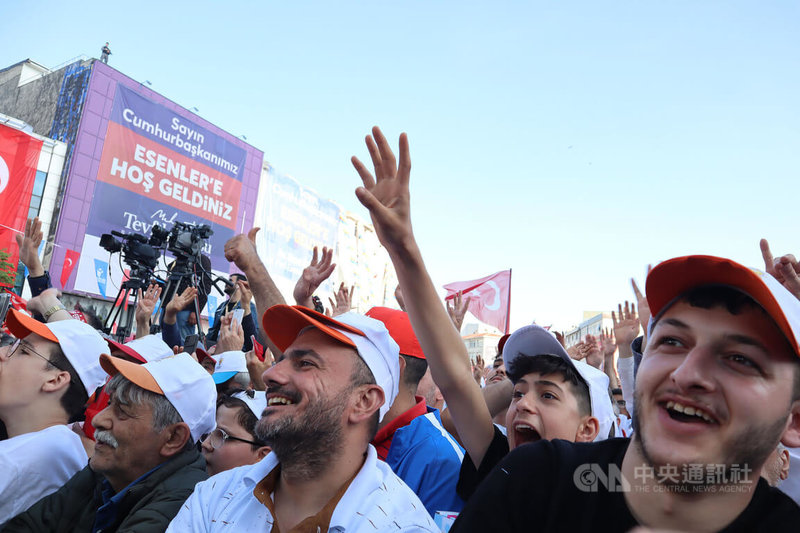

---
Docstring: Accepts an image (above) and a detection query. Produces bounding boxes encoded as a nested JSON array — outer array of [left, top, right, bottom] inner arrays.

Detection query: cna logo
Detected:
[[0, 154, 9, 194]]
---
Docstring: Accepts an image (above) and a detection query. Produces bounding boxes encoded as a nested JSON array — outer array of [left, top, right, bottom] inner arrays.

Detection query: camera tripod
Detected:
[[103, 265, 153, 342]]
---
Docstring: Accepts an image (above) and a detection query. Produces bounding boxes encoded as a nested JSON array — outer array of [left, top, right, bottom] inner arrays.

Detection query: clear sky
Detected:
[[3, 1, 798, 331]]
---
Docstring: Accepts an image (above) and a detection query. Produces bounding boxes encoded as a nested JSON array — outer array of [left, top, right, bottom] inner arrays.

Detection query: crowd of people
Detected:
[[0, 127, 799, 532]]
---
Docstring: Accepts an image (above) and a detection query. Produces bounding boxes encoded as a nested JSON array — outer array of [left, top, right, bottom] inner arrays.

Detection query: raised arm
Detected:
[[223, 228, 285, 357], [292, 246, 335, 309], [352, 126, 495, 465]]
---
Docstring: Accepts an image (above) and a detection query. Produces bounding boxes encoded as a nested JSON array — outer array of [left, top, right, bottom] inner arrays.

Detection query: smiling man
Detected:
[[2, 352, 216, 532], [168, 305, 438, 532], [452, 255, 800, 532]]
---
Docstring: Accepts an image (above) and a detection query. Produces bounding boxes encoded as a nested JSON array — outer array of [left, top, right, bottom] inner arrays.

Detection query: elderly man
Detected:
[[168, 305, 437, 532], [0, 308, 108, 522], [2, 352, 216, 532]]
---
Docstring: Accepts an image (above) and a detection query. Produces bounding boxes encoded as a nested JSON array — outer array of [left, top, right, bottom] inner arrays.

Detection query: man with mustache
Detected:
[[2, 352, 216, 532], [168, 306, 437, 532]]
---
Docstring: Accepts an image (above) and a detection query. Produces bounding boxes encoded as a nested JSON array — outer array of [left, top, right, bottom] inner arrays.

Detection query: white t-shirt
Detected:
[[167, 445, 438, 532], [0, 424, 88, 522]]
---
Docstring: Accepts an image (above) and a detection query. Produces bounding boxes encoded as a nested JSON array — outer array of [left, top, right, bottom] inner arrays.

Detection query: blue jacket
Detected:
[[385, 407, 465, 517]]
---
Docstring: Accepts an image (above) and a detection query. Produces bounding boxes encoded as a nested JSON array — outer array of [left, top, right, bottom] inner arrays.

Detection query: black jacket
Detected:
[[1, 448, 207, 532]]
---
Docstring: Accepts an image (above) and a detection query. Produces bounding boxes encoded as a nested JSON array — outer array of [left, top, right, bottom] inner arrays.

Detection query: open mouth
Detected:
[[267, 395, 295, 407], [513, 424, 541, 446], [663, 400, 716, 424]]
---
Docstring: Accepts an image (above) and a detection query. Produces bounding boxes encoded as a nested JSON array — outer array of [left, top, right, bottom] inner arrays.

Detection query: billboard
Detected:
[[52, 62, 263, 304], [255, 166, 341, 299]]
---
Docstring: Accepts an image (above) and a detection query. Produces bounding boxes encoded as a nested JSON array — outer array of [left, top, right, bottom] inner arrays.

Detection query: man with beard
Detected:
[[167, 305, 437, 532], [452, 256, 800, 532]]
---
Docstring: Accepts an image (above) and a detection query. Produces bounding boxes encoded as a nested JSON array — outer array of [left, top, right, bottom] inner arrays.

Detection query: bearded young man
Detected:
[[452, 256, 800, 532], [168, 305, 437, 532]]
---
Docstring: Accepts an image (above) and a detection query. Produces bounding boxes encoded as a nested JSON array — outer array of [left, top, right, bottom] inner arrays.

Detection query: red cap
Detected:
[[497, 333, 511, 355], [105, 338, 147, 364], [646, 255, 800, 358], [366, 307, 425, 359]]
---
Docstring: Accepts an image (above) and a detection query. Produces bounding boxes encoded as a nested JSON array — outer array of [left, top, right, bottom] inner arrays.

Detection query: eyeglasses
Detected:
[[201, 427, 264, 450], [7, 338, 65, 371]]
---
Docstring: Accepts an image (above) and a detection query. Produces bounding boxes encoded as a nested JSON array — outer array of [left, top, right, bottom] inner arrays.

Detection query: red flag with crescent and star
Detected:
[[444, 269, 512, 333], [60, 249, 80, 288], [0, 124, 43, 275]]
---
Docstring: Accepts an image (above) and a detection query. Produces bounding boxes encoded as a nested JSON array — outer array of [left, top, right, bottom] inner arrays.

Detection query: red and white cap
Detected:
[[106, 335, 174, 364], [6, 309, 108, 396], [262, 305, 400, 422], [646, 255, 800, 357], [99, 352, 216, 442]]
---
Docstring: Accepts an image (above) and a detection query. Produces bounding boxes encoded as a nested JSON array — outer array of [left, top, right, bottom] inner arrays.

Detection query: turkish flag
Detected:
[[60, 249, 80, 287], [444, 269, 512, 333], [0, 125, 43, 277]]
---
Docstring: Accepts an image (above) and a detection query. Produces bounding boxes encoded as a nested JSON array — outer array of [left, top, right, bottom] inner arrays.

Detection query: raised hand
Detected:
[[163, 286, 196, 326], [216, 315, 245, 353], [446, 290, 471, 332], [599, 328, 616, 357], [612, 301, 640, 349], [15, 217, 44, 277], [135, 283, 162, 337], [761, 238, 800, 300], [329, 282, 353, 317], [224, 227, 261, 273], [293, 246, 335, 308], [352, 127, 413, 252], [237, 280, 253, 315], [630, 265, 652, 335]]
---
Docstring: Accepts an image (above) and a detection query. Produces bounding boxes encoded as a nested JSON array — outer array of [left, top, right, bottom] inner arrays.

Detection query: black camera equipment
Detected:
[[155, 222, 217, 343], [99, 230, 165, 341]]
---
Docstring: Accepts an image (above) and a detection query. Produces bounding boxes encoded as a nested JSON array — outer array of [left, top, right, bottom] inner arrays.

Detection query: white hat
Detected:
[[502, 325, 616, 442], [106, 334, 174, 363], [232, 390, 267, 418], [646, 255, 800, 357], [262, 305, 400, 422], [212, 350, 248, 384], [6, 309, 107, 396], [99, 352, 216, 442]]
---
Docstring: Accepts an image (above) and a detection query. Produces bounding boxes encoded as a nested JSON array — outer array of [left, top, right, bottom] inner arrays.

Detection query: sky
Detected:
[[3, 1, 799, 331]]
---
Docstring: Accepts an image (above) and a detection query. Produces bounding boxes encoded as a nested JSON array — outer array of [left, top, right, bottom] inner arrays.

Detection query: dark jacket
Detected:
[[1, 448, 207, 533]]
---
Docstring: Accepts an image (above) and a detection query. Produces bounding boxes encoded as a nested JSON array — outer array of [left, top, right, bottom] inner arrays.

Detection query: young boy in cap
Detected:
[[168, 306, 437, 532], [452, 256, 800, 531], [3, 352, 216, 532], [211, 350, 251, 393], [202, 390, 271, 476], [0, 309, 108, 522], [366, 306, 466, 515]]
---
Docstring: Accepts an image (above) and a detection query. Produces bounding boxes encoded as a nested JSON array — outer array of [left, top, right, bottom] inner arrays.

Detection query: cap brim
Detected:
[[100, 354, 163, 395], [6, 309, 57, 343], [646, 255, 799, 356], [106, 338, 147, 364], [196, 348, 216, 365], [262, 305, 364, 352], [212, 370, 237, 384]]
